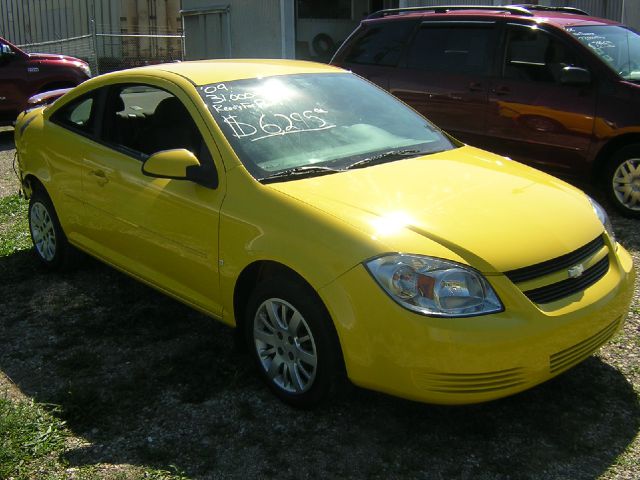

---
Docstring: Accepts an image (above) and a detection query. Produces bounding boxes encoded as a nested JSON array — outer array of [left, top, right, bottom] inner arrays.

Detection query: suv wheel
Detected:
[[606, 144, 640, 218]]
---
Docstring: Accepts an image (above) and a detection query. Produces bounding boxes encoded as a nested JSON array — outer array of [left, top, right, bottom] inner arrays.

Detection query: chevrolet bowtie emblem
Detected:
[[568, 264, 585, 278]]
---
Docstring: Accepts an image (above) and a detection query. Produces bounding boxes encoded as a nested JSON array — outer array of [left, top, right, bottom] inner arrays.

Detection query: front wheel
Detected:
[[245, 276, 342, 408], [28, 188, 70, 269], [606, 145, 640, 218]]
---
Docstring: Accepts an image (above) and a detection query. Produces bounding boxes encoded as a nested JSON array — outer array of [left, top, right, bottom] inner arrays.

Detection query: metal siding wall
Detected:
[[399, 0, 626, 19], [540, 0, 623, 19], [94, 0, 121, 57], [1, 0, 92, 43], [231, 0, 282, 57], [181, 0, 231, 59], [182, 0, 284, 59]]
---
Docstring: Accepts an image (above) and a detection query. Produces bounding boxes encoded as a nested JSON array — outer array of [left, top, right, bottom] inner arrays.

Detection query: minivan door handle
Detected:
[[491, 85, 511, 96]]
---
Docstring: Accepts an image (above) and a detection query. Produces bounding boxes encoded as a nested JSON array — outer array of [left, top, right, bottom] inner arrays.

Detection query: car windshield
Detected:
[[198, 73, 455, 181], [567, 25, 640, 81]]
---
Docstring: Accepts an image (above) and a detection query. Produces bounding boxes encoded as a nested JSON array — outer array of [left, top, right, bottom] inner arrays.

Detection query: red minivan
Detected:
[[0, 36, 90, 126], [332, 5, 640, 217]]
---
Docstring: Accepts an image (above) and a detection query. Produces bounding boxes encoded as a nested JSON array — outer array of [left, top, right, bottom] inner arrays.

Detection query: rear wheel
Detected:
[[606, 144, 640, 218], [245, 276, 342, 408], [28, 188, 70, 269]]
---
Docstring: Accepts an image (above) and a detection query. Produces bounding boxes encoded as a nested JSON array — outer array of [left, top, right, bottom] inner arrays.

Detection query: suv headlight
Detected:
[[365, 254, 503, 317], [588, 197, 616, 246], [78, 62, 92, 78]]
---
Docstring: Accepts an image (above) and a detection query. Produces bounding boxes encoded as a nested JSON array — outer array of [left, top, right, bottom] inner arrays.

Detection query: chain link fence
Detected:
[[95, 32, 184, 74], [17, 32, 184, 77], [17, 34, 98, 75]]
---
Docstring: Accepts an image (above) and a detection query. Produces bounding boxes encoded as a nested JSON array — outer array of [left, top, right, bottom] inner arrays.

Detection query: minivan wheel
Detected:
[[606, 145, 640, 218], [245, 276, 342, 408], [28, 188, 70, 268]]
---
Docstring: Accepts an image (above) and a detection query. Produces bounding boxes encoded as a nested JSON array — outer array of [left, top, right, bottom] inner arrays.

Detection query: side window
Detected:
[[51, 95, 96, 135], [345, 20, 417, 66], [0, 40, 12, 55], [503, 26, 583, 83], [405, 25, 495, 75], [101, 84, 205, 159]]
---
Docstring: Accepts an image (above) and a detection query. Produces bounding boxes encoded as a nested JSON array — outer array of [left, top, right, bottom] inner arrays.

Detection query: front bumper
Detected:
[[319, 244, 635, 404]]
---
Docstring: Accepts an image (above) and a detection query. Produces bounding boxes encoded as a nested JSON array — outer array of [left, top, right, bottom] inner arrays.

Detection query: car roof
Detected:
[[364, 5, 620, 29], [112, 59, 343, 86]]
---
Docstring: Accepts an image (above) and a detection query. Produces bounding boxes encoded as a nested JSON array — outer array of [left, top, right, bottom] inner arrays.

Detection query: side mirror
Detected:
[[141, 148, 218, 188], [560, 66, 591, 85], [142, 149, 201, 179]]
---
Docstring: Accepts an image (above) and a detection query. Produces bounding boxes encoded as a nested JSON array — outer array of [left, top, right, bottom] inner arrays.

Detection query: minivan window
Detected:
[[567, 25, 640, 81], [345, 20, 417, 66], [503, 26, 582, 83], [405, 25, 494, 74]]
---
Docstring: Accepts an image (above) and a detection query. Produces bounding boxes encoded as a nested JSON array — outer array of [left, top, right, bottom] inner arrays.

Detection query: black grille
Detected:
[[505, 236, 605, 283], [522, 256, 610, 304]]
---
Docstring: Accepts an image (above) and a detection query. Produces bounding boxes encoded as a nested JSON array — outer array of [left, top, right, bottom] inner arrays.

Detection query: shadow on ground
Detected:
[[0, 248, 638, 479], [0, 129, 14, 152]]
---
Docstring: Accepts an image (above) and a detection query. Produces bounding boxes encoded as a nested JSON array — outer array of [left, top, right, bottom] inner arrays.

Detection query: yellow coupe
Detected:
[[14, 60, 635, 407]]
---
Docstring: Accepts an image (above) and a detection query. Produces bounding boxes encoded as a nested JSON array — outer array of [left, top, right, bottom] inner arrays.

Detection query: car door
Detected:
[[35, 91, 101, 233], [485, 23, 597, 174], [81, 80, 225, 316], [0, 40, 28, 122], [388, 21, 498, 145]]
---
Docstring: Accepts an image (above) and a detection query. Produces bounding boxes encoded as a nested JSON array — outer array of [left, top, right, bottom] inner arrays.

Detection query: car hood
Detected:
[[28, 52, 84, 63], [267, 146, 603, 273]]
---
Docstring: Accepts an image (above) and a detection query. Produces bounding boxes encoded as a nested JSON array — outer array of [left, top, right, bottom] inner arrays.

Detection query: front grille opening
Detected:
[[505, 235, 604, 283], [523, 255, 610, 304], [550, 317, 621, 374], [413, 368, 527, 394]]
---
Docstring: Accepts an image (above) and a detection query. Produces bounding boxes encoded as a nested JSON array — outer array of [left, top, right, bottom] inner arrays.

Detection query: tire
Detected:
[[28, 187, 70, 269], [245, 276, 342, 408], [605, 144, 640, 218], [311, 33, 335, 59]]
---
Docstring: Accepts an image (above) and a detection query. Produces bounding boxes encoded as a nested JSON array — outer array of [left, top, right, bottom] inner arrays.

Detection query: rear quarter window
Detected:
[[405, 25, 495, 75], [50, 94, 96, 136], [345, 19, 417, 66]]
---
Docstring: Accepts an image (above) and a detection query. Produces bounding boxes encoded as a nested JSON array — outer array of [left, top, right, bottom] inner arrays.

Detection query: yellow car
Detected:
[[14, 60, 635, 407]]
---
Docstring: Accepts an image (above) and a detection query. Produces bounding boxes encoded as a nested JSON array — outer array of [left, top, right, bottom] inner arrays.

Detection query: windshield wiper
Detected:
[[260, 165, 342, 183], [345, 149, 425, 170]]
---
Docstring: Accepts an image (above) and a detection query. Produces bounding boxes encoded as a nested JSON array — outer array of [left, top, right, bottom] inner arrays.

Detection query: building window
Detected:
[[298, 0, 352, 19]]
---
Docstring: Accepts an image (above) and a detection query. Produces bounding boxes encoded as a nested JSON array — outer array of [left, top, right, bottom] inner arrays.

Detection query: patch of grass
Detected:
[[0, 194, 30, 256], [0, 396, 67, 479], [0, 394, 193, 480]]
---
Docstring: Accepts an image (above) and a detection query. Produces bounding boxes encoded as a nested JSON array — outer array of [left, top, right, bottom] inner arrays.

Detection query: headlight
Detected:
[[78, 62, 92, 78], [588, 197, 616, 246], [365, 254, 503, 317]]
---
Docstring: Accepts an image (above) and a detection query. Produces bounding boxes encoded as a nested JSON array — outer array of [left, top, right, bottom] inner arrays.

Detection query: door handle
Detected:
[[491, 86, 511, 96], [90, 169, 109, 186]]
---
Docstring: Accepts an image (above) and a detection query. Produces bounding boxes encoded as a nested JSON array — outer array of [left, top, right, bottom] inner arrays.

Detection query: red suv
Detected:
[[0, 36, 91, 126], [332, 5, 640, 217]]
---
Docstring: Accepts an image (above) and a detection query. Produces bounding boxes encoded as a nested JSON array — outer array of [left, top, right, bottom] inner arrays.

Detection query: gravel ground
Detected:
[[0, 127, 639, 479], [0, 127, 19, 197]]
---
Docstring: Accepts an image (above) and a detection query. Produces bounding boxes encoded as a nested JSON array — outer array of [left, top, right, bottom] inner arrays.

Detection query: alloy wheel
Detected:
[[30, 202, 57, 261], [612, 158, 640, 212], [253, 298, 318, 394]]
